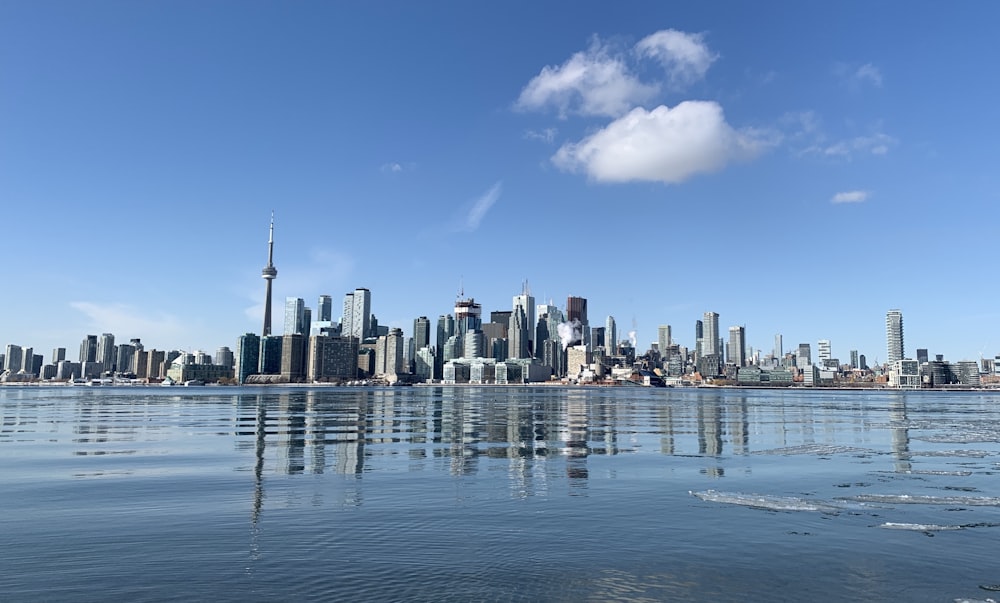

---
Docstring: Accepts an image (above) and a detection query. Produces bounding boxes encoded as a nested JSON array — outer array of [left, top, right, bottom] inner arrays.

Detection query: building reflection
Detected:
[[888, 394, 911, 473], [234, 386, 889, 500]]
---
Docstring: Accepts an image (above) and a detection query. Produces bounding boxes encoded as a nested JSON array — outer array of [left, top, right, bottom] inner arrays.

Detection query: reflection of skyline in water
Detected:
[[0, 387, 950, 495]]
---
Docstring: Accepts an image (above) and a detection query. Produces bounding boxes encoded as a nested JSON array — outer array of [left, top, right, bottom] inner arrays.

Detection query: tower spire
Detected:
[[261, 212, 278, 336]]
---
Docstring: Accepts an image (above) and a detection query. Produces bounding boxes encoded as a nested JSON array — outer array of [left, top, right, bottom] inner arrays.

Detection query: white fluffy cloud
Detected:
[[552, 102, 769, 184], [831, 190, 870, 204], [515, 38, 657, 118], [635, 29, 717, 88]]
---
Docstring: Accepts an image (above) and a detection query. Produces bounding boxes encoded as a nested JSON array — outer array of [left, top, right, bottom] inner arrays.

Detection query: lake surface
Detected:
[[3, 385, 1000, 602]]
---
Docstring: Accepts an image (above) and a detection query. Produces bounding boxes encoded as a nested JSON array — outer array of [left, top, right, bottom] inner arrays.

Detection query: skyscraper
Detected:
[[79, 335, 97, 363], [658, 325, 671, 357], [818, 339, 832, 362], [508, 306, 530, 359], [702, 312, 719, 357], [236, 333, 260, 384], [566, 296, 588, 325], [606, 316, 617, 352], [284, 297, 306, 335], [342, 288, 372, 341], [513, 282, 535, 356], [261, 213, 278, 337], [413, 316, 431, 352], [774, 334, 783, 359], [886, 309, 904, 364], [728, 326, 746, 367], [97, 333, 115, 374], [317, 295, 333, 322]]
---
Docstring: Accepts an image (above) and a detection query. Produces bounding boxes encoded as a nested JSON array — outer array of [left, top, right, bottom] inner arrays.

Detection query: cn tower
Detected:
[[261, 212, 278, 336]]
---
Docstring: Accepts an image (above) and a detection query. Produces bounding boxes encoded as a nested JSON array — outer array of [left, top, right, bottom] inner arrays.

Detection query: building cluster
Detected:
[[0, 333, 235, 384]]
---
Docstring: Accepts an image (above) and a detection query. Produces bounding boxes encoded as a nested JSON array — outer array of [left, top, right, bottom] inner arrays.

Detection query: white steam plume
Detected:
[[557, 319, 583, 350]]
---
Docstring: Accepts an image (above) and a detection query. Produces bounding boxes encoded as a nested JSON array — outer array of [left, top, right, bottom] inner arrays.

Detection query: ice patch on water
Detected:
[[912, 450, 994, 458], [691, 490, 839, 512], [914, 433, 1000, 444], [954, 599, 997, 603], [753, 444, 877, 456], [878, 522, 964, 531], [842, 494, 1000, 506], [902, 470, 973, 476]]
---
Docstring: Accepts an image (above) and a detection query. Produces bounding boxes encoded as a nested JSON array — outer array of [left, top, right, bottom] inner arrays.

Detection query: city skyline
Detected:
[[2, 2, 998, 361]]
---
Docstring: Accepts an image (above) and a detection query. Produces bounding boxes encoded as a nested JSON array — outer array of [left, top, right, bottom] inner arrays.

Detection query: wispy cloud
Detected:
[[831, 190, 870, 204], [381, 161, 417, 175], [807, 132, 895, 158], [458, 182, 502, 232], [835, 61, 883, 89], [70, 301, 188, 341], [523, 127, 557, 143], [854, 63, 883, 87]]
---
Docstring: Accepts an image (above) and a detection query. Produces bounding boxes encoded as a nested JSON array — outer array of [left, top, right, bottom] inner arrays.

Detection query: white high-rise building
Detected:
[[658, 325, 671, 356], [702, 312, 719, 357], [606, 316, 617, 353], [342, 288, 372, 341], [728, 326, 746, 367], [512, 282, 535, 355], [818, 339, 832, 362], [97, 333, 115, 374], [886, 309, 904, 364], [284, 297, 306, 335]]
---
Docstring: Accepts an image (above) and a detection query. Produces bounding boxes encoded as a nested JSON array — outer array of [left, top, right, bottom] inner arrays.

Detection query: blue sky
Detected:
[[2, 1, 998, 364]]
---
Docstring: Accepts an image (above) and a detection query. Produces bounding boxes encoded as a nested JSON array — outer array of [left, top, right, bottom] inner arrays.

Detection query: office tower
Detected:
[[463, 331, 485, 359], [859, 354, 867, 370], [508, 306, 530, 359], [415, 347, 435, 382], [4, 344, 22, 372], [658, 325, 672, 355], [261, 213, 278, 337], [850, 350, 859, 369], [916, 348, 928, 364], [52, 348, 66, 364], [590, 326, 605, 351], [566, 296, 588, 325], [818, 340, 832, 362], [886, 309, 904, 364], [455, 297, 482, 336], [280, 333, 306, 381], [413, 316, 431, 352], [259, 335, 283, 374], [606, 316, 618, 352], [436, 314, 454, 378], [236, 333, 260, 384], [797, 343, 811, 367], [774, 334, 783, 359], [702, 312, 719, 357], [97, 333, 115, 374], [513, 282, 535, 355], [79, 335, 97, 363], [728, 326, 746, 367], [342, 288, 372, 341], [694, 320, 704, 355], [317, 295, 333, 322], [146, 350, 165, 380], [284, 297, 306, 335]]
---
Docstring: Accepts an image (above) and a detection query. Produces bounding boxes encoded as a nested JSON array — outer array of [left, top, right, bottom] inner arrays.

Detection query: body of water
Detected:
[[3, 385, 1000, 602]]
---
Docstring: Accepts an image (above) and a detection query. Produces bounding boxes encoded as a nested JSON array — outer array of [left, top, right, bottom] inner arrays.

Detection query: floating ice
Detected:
[[901, 470, 973, 476], [753, 444, 877, 456], [878, 522, 964, 531], [953, 599, 997, 603], [912, 450, 994, 458], [842, 494, 1000, 506], [690, 490, 839, 512]]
